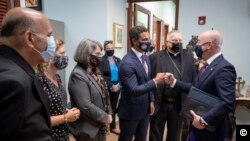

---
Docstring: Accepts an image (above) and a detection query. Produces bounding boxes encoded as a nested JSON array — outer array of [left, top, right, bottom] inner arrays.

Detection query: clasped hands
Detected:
[[155, 72, 206, 129], [153, 72, 175, 85]]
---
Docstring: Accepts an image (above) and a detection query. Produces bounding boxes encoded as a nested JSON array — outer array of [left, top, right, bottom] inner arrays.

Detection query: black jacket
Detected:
[[99, 55, 121, 89], [0, 45, 52, 141]]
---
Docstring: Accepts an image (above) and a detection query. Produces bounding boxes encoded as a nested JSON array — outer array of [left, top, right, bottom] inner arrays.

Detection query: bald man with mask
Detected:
[[166, 30, 236, 141], [0, 7, 56, 141]]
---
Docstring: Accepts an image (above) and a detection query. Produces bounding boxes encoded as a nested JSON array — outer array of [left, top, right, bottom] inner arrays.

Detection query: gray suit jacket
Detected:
[[68, 64, 111, 138]]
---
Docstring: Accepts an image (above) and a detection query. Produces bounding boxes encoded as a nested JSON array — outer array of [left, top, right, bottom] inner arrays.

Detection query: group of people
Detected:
[[0, 7, 236, 141]]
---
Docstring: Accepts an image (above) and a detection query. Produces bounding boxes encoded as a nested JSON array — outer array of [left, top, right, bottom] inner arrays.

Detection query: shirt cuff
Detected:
[[153, 79, 158, 88], [170, 79, 176, 88], [200, 117, 208, 126]]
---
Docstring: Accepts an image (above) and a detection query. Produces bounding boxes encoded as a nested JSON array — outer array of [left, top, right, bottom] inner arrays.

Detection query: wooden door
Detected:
[[0, 0, 11, 31], [153, 15, 161, 52], [0, 0, 20, 32], [161, 23, 169, 49], [127, 3, 151, 52]]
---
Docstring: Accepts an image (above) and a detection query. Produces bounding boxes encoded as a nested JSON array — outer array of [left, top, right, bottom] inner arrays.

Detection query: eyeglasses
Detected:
[[199, 42, 210, 46], [31, 32, 48, 40], [167, 39, 182, 43], [91, 52, 103, 57]]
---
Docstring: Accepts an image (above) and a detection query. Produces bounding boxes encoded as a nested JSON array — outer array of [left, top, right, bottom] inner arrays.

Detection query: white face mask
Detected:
[[32, 35, 56, 62]]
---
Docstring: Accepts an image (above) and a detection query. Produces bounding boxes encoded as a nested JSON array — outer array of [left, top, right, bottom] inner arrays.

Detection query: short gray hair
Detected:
[[74, 39, 103, 66], [166, 30, 181, 41]]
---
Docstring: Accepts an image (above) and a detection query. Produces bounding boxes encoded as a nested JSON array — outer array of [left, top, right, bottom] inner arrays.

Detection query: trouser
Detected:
[[75, 130, 105, 141], [119, 116, 149, 141], [109, 91, 120, 129], [150, 101, 182, 141]]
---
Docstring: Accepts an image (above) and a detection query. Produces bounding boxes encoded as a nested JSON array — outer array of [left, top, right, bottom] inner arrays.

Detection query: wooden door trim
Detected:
[[134, 4, 151, 31], [153, 15, 161, 52]]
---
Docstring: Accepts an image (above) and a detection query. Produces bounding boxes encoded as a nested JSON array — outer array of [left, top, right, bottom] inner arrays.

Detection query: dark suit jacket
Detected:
[[68, 64, 112, 138], [118, 50, 156, 120], [0, 45, 52, 141], [99, 55, 121, 89], [150, 49, 196, 111], [175, 54, 236, 140]]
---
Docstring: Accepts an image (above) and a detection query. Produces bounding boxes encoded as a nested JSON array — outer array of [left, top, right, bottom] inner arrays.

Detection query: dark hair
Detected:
[[103, 40, 113, 50], [0, 16, 35, 37], [129, 25, 148, 46]]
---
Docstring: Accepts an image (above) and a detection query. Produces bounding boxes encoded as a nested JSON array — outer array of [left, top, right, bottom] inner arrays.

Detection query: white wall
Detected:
[[107, 0, 127, 59], [137, 1, 176, 32], [179, 0, 250, 95]]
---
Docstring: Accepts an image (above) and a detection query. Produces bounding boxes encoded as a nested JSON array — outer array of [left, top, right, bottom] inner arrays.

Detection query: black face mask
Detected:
[[53, 56, 69, 70], [148, 46, 154, 52], [171, 42, 183, 52], [194, 45, 203, 59], [89, 54, 102, 67], [139, 41, 151, 52], [106, 50, 114, 56]]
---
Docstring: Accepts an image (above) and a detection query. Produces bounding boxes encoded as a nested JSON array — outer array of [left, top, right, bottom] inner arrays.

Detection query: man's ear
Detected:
[[132, 38, 137, 46], [24, 30, 34, 47]]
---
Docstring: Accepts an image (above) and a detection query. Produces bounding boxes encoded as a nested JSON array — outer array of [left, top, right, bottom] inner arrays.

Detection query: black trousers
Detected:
[[119, 116, 149, 141], [109, 90, 120, 129], [150, 102, 182, 141], [75, 130, 105, 141]]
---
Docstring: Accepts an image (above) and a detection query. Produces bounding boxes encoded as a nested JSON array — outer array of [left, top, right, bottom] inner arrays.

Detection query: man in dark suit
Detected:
[[149, 30, 197, 141], [99, 40, 121, 135], [0, 7, 55, 141], [118, 25, 167, 141], [166, 29, 236, 141]]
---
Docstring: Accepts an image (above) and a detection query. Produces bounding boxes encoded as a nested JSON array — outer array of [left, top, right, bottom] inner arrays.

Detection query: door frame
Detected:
[[126, 0, 179, 52]]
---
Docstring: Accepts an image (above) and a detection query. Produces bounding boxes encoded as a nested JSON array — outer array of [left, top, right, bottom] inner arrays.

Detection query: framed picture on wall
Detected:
[[113, 23, 124, 48], [19, 0, 42, 11]]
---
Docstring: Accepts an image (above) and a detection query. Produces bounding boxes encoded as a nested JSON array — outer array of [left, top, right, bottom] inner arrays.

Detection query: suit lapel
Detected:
[[197, 55, 223, 87], [130, 51, 148, 79], [180, 51, 186, 77], [34, 76, 51, 125], [86, 72, 103, 97], [159, 51, 167, 74], [145, 56, 151, 79], [104, 56, 111, 74]]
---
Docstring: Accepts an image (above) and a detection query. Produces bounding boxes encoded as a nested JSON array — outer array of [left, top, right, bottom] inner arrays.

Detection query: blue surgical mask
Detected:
[[33, 36, 56, 62]]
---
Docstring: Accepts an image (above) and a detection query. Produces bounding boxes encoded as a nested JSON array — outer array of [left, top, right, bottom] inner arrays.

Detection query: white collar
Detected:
[[206, 52, 222, 65], [132, 47, 144, 60]]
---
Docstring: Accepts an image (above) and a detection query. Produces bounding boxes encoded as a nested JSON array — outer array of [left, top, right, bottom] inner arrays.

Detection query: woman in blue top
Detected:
[[99, 40, 121, 135]]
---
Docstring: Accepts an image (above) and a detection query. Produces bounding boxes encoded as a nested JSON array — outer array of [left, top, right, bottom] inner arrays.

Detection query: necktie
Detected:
[[198, 61, 208, 76], [141, 55, 148, 76]]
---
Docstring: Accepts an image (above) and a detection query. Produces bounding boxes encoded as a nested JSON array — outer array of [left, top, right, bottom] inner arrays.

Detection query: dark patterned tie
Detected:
[[198, 61, 208, 76], [141, 54, 148, 76]]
